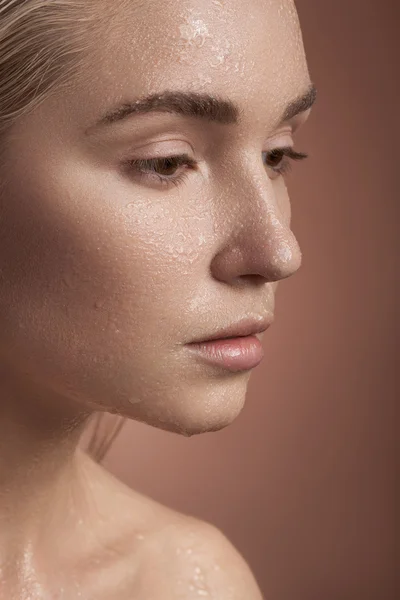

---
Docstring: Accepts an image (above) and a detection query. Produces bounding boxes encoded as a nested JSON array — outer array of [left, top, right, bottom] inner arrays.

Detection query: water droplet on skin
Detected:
[[207, 55, 224, 68], [196, 73, 213, 86], [127, 395, 143, 405], [270, 214, 280, 227], [179, 18, 210, 49], [276, 244, 292, 263]]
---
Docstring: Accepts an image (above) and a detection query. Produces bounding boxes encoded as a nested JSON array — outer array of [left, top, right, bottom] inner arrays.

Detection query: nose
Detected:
[[210, 173, 302, 284]]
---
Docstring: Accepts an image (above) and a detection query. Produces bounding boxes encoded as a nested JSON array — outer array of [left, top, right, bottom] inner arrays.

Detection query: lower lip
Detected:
[[186, 335, 264, 372]]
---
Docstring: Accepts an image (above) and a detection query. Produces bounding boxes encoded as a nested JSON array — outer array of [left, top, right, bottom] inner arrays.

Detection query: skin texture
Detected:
[[0, 0, 313, 597]]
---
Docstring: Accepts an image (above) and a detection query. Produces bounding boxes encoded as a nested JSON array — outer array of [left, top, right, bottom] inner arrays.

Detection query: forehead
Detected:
[[65, 0, 310, 132]]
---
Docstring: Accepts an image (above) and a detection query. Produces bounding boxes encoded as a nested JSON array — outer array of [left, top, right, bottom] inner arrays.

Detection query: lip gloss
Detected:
[[186, 335, 264, 372]]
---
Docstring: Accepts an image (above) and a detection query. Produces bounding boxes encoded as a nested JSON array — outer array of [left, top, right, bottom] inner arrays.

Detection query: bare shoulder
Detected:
[[78, 454, 263, 598], [139, 514, 264, 599]]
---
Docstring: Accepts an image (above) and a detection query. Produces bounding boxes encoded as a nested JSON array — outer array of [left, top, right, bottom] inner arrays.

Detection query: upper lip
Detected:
[[188, 316, 273, 344]]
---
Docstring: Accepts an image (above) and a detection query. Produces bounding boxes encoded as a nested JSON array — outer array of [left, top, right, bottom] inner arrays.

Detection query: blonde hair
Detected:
[[0, 0, 126, 461]]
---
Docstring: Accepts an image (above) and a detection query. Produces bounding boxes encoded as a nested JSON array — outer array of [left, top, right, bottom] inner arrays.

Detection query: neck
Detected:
[[0, 370, 93, 565]]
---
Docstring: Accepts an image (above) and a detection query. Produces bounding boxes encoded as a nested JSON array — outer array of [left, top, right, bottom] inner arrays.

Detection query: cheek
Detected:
[[0, 169, 213, 413]]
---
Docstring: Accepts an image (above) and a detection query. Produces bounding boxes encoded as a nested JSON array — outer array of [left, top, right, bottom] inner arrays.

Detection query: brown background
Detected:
[[81, 2, 398, 598]]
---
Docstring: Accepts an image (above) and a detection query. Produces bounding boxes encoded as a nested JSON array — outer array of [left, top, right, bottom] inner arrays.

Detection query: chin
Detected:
[[153, 415, 240, 437], [127, 387, 247, 437], [105, 368, 250, 435]]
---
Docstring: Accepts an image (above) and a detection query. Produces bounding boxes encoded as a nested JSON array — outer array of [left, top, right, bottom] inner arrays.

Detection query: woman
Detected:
[[0, 0, 316, 597]]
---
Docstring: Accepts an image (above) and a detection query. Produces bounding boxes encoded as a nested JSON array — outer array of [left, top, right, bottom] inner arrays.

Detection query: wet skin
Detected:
[[0, 0, 314, 597]]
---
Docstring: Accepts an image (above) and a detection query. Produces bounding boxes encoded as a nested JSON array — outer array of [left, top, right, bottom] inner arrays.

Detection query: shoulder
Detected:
[[141, 515, 264, 599], [77, 456, 263, 598]]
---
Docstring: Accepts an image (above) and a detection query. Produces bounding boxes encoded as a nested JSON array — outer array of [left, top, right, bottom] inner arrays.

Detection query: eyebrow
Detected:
[[85, 83, 317, 134]]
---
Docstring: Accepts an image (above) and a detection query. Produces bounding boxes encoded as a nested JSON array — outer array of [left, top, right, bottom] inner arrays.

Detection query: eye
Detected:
[[124, 153, 199, 188], [263, 146, 308, 179], [123, 146, 309, 189]]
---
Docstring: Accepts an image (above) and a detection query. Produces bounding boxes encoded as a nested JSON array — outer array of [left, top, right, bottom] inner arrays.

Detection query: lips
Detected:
[[188, 316, 273, 344], [186, 334, 265, 372]]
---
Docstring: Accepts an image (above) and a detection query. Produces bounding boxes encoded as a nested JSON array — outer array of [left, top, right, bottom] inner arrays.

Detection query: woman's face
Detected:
[[0, 0, 313, 435]]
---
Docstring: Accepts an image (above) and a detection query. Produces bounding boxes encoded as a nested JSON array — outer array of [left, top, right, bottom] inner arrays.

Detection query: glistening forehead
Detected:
[[84, 85, 317, 135]]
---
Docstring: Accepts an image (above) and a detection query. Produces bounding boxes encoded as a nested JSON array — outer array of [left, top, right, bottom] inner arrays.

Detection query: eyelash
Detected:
[[125, 147, 308, 189]]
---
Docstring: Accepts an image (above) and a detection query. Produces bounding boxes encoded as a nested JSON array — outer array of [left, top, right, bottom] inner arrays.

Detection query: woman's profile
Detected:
[[0, 0, 316, 597]]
